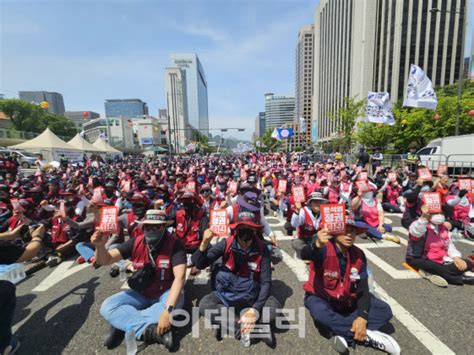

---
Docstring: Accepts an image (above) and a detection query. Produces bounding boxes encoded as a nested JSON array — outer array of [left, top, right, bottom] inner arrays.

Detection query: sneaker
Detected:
[[2, 335, 20, 355], [418, 269, 448, 287], [45, 256, 62, 267], [75, 256, 85, 264], [365, 330, 401, 354], [332, 335, 349, 354], [383, 234, 400, 244]]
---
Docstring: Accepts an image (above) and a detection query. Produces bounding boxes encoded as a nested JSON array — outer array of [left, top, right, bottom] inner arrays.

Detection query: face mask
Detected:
[[144, 226, 166, 246], [362, 192, 373, 200], [421, 186, 430, 192], [430, 214, 445, 225], [237, 229, 256, 243]]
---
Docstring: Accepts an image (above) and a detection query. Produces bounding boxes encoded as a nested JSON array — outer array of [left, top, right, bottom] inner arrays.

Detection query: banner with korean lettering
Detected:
[[365, 92, 395, 125], [186, 181, 196, 192], [278, 180, 288, 194], [388, 172, 397, 182], [422, 192, 442, 213], [210, 209, 229, 237], [292, 186, 306, 203], [436, 165, 448, 176], [228, 181, 238, 195], [417, 168, 432, 180], [91, 187, 104, 204], [458, 179, 472, 192], [99, 206, 119, 234], [403, 64, 438, 110], [321, 204, 346, 235]]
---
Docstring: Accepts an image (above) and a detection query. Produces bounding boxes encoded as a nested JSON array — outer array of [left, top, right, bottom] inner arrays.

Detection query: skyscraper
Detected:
[[165, 67, 190, 153], [293, 24, 315, 149], [253, 112, 266, 141], [313, 0, 467, 143], [170, 53, 209, 135], [104, 99, 148, 118], [264, 93, 295, 130], [18, 91, 65, 115]]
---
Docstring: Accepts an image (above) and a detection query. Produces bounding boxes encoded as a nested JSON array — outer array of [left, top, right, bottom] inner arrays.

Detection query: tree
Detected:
[[0, 99, 77, 137], [327, 96, 366, 153], [258, 128, 282, 152], [356, 122, 395, 151]]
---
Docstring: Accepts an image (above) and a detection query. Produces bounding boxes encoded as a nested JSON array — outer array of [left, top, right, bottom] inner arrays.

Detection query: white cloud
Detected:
[[177, 23, 228, 42]]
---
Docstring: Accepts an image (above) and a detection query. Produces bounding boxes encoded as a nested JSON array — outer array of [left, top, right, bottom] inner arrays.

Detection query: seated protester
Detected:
[[434, 175, 450, 204], [301, 219, 400, 355], [401, 172, 418, 193], [406, 205, 474, 287], [400, 179, 425, 230], [445, 187, 473, 240], [291, 192, 327, 259], [192, 212, 281, 348], [97, 210, 186, 350], [199, 184, 219, 218], [352, 184, 400, 244], [0, 281, 20, 354], [380, 180, 403, 214]]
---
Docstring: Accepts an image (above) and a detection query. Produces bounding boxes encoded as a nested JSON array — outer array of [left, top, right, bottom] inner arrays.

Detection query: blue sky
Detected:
[[1, 0, 473, 140]]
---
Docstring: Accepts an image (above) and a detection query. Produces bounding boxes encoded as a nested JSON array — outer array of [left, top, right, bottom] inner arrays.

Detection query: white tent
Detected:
[[92, 138, 123, 157], [67, 134, 104, 155], [10, 128, 83, 162]]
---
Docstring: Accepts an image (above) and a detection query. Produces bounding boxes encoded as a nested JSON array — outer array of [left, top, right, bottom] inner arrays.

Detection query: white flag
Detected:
[[403, 64, 438, 110], [365, 92, 395, 125], [299, 117, 306, 133], [271, 128, 280, 140]]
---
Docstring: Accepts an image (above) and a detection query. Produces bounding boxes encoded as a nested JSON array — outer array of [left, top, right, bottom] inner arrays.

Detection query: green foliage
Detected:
[[0, 99, 77, 138], [327, 96, 366, 153], [257, 128, 282, 152]]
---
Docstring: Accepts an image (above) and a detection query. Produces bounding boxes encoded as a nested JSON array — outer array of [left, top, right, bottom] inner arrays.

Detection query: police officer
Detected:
[[404, 145, 420, 173]]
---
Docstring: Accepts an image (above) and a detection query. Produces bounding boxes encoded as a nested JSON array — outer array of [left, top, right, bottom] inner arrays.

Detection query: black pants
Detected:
[[198, 292, 281, 337], [0, 281, 16, 351], [407, 258, 473, 285], [382, 203, 402, 214]]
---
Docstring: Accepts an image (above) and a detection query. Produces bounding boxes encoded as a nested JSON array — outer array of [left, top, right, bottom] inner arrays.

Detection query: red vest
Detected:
[[131, 234, 177, 298], [304, 241, 365, 311], [223, 235, 264, 281], [328, 187, 339, 204], [298, 208, 319, 240], [51, 217, 71, 246], [175, 209, 205, 249], [127, 212, 144, 239], [286, 195, 298, 222], [8, 216, 24, 231], [360, 199, 380, 227]]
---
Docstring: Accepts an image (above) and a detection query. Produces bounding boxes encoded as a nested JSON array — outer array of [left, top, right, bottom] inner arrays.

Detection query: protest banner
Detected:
[[388, 172, 397, 182], [422, 192, 442, 213], [321, 203, 346, 235], [210, 209, 229, 237], [436, 165, 448, 176], [417, 168, 432, 180], [278, 180, 288, 194], [99, 206, 119, 234], [292, 186, 306, 203]]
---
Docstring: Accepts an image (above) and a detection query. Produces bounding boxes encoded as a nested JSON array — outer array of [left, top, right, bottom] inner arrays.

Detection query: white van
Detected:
[[417, 134, 474, 174]]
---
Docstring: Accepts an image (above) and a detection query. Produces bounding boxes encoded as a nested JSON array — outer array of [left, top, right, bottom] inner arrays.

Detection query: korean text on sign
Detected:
[[210, 209, 228, 236], [278, 180, 288, 194], [321, 204, 346, 235], [99, 206, 119, 234], [422, 192, 442, 213], [417, 168, 432, 180], [292, 186, 306, 203]]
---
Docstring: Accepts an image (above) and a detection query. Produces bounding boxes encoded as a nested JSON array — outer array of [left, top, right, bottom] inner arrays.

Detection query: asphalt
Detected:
[[11, 212, 474, 355]]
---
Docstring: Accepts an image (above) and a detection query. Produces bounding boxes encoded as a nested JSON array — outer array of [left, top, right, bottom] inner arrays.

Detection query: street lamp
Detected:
[[430, 6, 466, 135]]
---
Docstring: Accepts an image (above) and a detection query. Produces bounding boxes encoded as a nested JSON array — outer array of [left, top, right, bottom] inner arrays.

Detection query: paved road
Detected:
[[11, 213, 474, 354]]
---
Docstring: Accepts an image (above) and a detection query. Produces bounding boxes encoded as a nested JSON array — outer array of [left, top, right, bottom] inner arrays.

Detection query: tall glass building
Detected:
[[170, 53, 209, 135], [19, 91, 65, 115], [104, 99, 149, 118], [264, 93, 295, 130]]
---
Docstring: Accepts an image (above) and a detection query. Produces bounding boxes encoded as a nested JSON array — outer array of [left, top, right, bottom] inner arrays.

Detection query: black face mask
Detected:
[[144, 226, 166, 247], [237, 229, 256, 243], [104, 189, 114, 198]]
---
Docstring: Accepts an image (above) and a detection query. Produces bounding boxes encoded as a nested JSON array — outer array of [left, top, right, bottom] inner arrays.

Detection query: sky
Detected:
[[1, 0, 473, 141]]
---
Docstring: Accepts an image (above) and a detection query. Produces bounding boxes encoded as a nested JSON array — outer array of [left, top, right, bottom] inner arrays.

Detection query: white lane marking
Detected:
[[393, 226, 474, 247], [374, 282, 455, 355], [458, 239, 474, 246], [384, 212, 402, 217], [32, 261, 90, 292], [385, 217, 393, 224], [360, 248, 420, 279], [357, 240, 401, 249], [279, 248, 308, 282], [273, 230, 294, 241], [267, 217, 286, 228], [121, 281, 130, 289]]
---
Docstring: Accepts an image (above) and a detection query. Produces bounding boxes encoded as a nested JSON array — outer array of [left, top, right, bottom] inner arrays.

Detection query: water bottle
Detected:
[[119, 261, 127, 282], [125, 327, 137, 355], [240, 331, 251, 347], [367, 267, 375, 293]]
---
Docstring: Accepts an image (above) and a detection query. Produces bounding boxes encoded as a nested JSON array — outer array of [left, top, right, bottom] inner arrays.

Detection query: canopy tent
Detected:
[[92, 138, 123, 156], [10, 128, 83, 162], [67, 134, 104, 154]]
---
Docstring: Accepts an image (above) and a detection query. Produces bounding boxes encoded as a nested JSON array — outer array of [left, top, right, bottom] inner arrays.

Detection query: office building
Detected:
[[82, 117, 134, 148], [65, 111, 100, 131], [170, 53, 209, 135], [253, 112, 266, 142], [264, 93, 295, 130], [132, 116, 168, 147], [293, 24, 315, 150], [19, 91, 65, 115], [313, 0, 467, 143], [165, 67, 190, 153], [104, 99, 148, 118]]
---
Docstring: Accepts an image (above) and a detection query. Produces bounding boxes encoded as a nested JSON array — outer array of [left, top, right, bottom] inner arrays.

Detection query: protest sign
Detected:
[[292, 186, 306, 203], [99, 206, 119, 234], [210, 209, 229, 237], [422, 192, 442, 213], [321, 204, 346, 235]]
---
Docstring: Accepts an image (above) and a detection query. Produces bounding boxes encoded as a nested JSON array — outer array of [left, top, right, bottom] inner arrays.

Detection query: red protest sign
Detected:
[[278, 180, 288, 194], [356, 180, 370, 193], [321, 204, 346, 235], [91, 187, 104, 204], [417, 168, 432, 180], [99, 206, 119, 234], [210, 209, 229, 237], [357, 172, 368, 181], [436, 165, 448, 176], [422, 192, 442, 213], [228, 181, 238, 194], [59, 201, 67, 218], [459, 179, 472, 191], [292, 186, 306, 203], [388, 172, 397, 182]]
